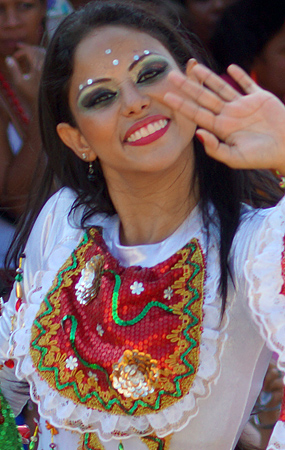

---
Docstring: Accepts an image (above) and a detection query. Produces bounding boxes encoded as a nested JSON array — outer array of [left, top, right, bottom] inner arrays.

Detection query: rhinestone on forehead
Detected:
[[79, 79, 94, 92], [112, 59, 119, 66], [133, 55, 140, 61], [105, 49, 112, 54], [144, 50, 150, 55]]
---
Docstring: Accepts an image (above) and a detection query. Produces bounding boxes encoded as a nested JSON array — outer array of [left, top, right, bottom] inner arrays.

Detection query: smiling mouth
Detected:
[[126, 119, 169, 143]]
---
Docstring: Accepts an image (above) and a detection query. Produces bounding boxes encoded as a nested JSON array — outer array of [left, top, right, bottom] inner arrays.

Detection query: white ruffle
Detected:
[[10, 217, 229, 440], [245, 198, 285, 372], [267, 421, 285, 450]]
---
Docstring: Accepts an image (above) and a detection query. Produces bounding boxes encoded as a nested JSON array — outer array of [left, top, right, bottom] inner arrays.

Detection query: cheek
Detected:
[[77, 112, 118, 146]]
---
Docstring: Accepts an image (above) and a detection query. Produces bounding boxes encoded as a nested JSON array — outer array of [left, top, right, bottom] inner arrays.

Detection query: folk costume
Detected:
[[1, 188, 285, 450]]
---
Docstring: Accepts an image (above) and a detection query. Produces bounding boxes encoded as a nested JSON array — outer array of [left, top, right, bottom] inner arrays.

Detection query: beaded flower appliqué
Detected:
[[111, 349, 159, 400], [75, 254, 104, 305]]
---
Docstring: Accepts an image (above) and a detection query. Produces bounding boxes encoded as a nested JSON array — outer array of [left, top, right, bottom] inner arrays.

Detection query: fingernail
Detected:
[[196, 133, 204, 145], [5, 56, 14, 67]]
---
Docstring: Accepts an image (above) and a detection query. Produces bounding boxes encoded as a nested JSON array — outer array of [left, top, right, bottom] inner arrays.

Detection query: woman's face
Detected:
[[60, 26, 197, 183], [185, 0, 237, 46], [0, 0, 46, 57], [252, 22, 285, 103]]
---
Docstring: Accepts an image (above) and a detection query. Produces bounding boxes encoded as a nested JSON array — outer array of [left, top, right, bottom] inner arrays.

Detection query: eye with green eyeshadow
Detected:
[[134, 55, 170, 85], [77, 82, 119, 111]]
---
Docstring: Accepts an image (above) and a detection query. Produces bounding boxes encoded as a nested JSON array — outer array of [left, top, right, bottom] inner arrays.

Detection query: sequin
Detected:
[[75, 255, 104, 305], [112, 59, 119, 66], [111, 350, 159, 400]]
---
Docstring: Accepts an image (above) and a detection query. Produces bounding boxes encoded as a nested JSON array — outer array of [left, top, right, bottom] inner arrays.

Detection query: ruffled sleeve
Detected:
[[0, 189, 83, 413], [244, 197, 285, 368], [241, 197, 285, 450]]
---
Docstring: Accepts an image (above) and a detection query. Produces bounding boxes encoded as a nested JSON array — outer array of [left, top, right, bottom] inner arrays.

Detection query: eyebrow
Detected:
[[77, 78, 112, 100], [128, 52, 156, 71]]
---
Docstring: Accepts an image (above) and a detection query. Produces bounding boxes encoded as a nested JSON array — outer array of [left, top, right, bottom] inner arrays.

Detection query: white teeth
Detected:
[[127, 119, 168, 142], [147, 123, 156, 134], [141, 127, 149, 137]]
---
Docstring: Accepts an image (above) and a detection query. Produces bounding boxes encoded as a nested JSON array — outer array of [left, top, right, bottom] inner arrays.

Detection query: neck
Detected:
[[105, 157, 198, 246]]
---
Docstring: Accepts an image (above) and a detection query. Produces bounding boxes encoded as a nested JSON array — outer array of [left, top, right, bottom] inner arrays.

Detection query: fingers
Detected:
[[227, 64, 261, 95], [191, 64, 242, 102], [167, 70, 225, 115], [164, 90, 216, 130], [5, 56, 24, 85], [195, 129, 238, 167]]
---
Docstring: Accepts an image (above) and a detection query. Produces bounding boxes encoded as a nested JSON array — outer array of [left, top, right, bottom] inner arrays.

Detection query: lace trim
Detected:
[[267, 421, 285, 450], [245, 198, 285, 371], [10, 230, 228, 440]]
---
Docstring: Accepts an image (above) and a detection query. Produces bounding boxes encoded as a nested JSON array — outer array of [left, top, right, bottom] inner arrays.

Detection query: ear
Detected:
[[185, 58, 200, 83], [56, 122, 97, 161]]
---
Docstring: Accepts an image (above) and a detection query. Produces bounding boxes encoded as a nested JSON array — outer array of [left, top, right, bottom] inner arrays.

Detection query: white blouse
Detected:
[[1, 187, 285, 450]]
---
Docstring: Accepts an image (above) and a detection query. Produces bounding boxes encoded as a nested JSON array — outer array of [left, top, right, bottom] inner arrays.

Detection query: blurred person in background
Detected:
[[210, 0, 285, 103]]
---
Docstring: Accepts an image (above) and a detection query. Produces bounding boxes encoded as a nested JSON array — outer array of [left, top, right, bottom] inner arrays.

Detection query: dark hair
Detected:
[[210, 0, 285, 73], [7, 0, 282, 317]]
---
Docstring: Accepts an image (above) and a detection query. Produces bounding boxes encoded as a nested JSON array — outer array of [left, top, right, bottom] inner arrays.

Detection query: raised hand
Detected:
[[5, 43, 46, 109], [164, 62, 285, 174]]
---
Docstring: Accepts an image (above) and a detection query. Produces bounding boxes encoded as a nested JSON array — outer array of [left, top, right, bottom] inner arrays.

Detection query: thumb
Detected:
[[5, 56, 23, 86], [196, 129, 235, 166]]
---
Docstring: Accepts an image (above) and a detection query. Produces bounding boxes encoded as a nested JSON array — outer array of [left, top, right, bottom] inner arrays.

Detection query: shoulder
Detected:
[[231, 198, 285, 281]]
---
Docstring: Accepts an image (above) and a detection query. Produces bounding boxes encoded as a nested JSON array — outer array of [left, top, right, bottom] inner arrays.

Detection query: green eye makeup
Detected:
[[77, 53, 170, 111], [77, 81, 119, 112], [133, 55, 170, 85]]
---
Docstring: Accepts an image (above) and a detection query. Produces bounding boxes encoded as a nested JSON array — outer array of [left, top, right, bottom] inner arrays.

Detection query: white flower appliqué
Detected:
[[88, 371, 98, 381], [130, 281, 144, 295], [163, 287, 173, 300], [96, 324, 104, 336], [65, 356, 78, 371]]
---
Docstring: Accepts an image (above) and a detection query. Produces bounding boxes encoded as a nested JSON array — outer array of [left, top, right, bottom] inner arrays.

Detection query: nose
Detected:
[[5, 7, 21, 27], [121, 82, 150, 117]]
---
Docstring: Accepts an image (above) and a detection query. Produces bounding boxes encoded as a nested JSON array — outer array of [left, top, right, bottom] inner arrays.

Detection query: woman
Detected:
[[1, 1, 285, 449]]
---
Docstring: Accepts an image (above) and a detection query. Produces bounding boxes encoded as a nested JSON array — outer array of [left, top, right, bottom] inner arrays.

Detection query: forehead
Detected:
[[72, 25, 174, 75]]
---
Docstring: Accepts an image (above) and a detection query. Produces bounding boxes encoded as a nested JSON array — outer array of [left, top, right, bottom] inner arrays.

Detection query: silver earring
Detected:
[[88, 161, 95, 182], [82, 153, 87, 160]]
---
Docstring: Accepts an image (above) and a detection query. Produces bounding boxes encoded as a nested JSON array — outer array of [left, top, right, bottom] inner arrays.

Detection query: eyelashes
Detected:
[[78, 88, 118, 110], [77, 57, 170, 112], [137, 61, 169, 84]]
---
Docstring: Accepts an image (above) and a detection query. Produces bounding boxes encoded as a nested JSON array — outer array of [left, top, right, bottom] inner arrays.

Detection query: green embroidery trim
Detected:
[[176, 241, 201, 381], [143, 435, 165, 450], [109, 269, 173, 326]]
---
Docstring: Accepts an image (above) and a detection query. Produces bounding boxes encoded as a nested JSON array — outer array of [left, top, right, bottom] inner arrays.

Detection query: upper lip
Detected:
[[124, 115, 170, 141]]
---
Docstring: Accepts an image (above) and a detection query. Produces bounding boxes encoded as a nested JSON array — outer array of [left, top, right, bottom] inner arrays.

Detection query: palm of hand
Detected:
[[164, 63, 285, 172]]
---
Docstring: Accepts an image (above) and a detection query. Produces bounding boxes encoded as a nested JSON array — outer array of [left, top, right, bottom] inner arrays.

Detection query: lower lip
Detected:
[[126, 121, 170, 146]]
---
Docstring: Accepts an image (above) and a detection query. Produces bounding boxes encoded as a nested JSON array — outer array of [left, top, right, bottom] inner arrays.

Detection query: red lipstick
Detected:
[[124, 115, 170, 146]]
